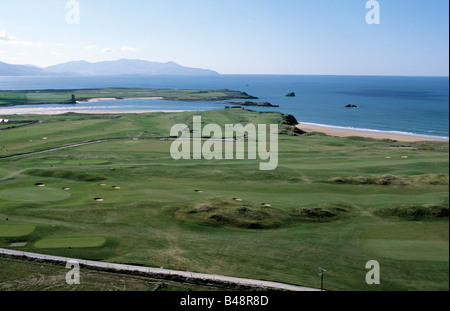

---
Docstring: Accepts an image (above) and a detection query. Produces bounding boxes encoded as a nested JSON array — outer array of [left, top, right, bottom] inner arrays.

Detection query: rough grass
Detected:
[[25, 169, 106, 182], [0, 258, 224, 291], [175, 201, 352, 229], [328, 174, 449, 186], [375, 204, 449, 220]]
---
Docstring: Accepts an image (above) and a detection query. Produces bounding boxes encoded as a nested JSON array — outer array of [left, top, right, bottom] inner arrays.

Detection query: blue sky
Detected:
[[0, 0, 448, 75]]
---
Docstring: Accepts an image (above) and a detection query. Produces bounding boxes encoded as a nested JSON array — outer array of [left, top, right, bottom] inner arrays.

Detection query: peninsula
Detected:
[[0, 88, 257, 107]]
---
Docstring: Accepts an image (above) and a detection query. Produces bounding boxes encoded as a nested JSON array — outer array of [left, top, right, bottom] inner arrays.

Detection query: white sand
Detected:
[[297, 124, 449, 142], [78, 97, 164, 103]]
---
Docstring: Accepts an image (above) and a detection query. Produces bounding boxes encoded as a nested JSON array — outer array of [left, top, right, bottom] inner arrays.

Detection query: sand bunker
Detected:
[[94, 198, 104, 202], [9, 242, 27, 247]]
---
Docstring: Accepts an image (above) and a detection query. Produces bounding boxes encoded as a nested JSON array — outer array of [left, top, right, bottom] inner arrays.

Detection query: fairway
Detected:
[[0, 187, 71, 202], [0, 224, 35, 238], [363, 240, 449, 261], [34, 236, 106, 249], [362, 223, 449, 261]]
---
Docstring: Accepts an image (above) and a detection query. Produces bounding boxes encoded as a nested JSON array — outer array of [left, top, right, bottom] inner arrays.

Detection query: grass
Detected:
[[0, 224, 35, 237], [0, 109, 448, 291], [0, 187, 71, 202], [34, 236, 107, 249]]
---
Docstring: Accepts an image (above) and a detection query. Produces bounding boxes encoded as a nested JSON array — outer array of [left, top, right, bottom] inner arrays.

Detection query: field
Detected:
[[0, 109, 448, 291], [0, 257, 224, 291], [0, 88, 256, 106]]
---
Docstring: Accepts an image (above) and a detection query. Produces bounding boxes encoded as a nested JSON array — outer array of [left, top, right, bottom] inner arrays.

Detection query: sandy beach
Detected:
[[297, 123, 449, 142]]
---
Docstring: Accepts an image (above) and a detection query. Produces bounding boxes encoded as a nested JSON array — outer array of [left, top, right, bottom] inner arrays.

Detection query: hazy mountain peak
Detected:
[[0, 59, 219, 76]]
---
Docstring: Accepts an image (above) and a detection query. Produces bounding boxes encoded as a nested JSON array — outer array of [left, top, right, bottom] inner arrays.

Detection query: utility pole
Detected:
[[319, 268, 327, 291]]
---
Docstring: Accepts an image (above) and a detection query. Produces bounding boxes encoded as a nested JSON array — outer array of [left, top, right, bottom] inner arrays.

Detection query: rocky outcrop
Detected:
[[279, 114, 306, 136], [285, 92, 296, 97]]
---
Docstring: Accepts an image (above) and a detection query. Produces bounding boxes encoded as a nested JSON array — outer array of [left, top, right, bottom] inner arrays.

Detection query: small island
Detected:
[[285, 92, 296, 97], [345, 104, 358, 108]]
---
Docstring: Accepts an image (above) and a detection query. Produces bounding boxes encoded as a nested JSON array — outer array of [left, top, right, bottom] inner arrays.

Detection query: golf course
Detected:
[[0, 108, 448, 291]]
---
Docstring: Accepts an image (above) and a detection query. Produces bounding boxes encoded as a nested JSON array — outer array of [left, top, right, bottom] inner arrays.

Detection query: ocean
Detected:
[[0, 75, 448, 139]]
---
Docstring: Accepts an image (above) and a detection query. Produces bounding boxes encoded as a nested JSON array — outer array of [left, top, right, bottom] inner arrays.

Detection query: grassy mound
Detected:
[[175, 201, 351, 229], [25, 169, 106, 182], [375, 204, 449, 220], [328, 174, 449, 186]]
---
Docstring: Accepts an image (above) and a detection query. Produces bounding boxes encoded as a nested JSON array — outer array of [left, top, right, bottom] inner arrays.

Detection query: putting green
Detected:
[[0, 187, 70, 202], [34, 236, 106, 249], [0, 224, 35, 237]]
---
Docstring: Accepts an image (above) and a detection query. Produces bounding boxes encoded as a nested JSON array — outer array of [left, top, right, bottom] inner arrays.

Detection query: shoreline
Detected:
[[297, 123, 449, 142], [0, 108, 188, 115]]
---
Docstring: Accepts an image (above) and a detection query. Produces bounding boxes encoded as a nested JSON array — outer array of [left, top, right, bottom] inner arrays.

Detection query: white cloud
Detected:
[[0, 29, 44, 47], [85, 44, 100, 50], [0, 29, 16, 41], [121, 45, 138, 52], [102, 48, 114, 53], [51, 51, 62, 57], [57, 43, 65, 47]]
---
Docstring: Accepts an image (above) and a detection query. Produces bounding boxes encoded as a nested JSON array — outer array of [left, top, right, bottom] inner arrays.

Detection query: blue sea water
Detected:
[[0, 75, 448, 139]]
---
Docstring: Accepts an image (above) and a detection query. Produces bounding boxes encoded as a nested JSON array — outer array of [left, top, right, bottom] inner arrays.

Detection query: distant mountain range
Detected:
[[0, 59, 219, 76]]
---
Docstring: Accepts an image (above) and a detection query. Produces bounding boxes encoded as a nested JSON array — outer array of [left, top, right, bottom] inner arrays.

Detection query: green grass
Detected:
[[34, 236, 106, 249], [0, 224, 35, 237], [0, 109, 448, 291], [0, 187, 71, 202], [362, 223, 449, 261]]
